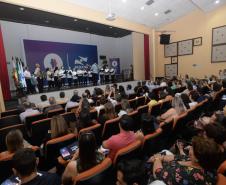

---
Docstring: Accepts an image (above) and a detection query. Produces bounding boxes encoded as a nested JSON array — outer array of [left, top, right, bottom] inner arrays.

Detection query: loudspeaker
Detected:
[[160, 34, 170, 45], [99, 55, 106, 60]]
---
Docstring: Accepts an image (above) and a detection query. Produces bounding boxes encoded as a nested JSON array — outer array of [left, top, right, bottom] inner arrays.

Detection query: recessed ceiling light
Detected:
[[109, 26, 112, 28], [154, 12, 159, 16], [19, 7, 24, 11], [74, 18, 78, 22], [215, 0, 220, 4], [45, 20, 49, 23], [122, 0, 127, 3], [140, 6, 145, 10]]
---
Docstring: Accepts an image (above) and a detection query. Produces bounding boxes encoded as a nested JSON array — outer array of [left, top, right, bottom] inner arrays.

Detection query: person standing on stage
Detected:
[[59, 66, 66, 87], [100, 67, 105, 84], [34, 64, 43, 93], [88, 70, 92, 85], [67, 67, 73, 88], [46, 68, 53, 89], [72, 68, 78, 87], [104, 65, 110, 84], [91, 63, 99, 86], [83, 68, 88, 86], [24, 67, 34, 94], [54, 67, 60, 89], [110, 67, 115, 83], [77, 66, 84, 86]]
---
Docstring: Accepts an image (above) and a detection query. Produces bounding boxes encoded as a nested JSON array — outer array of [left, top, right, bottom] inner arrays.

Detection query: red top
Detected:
[[105, 130, 136, 160]]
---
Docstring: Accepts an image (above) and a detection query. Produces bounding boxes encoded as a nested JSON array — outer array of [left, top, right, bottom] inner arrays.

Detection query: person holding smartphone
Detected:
[[62, 131, 104, 185]]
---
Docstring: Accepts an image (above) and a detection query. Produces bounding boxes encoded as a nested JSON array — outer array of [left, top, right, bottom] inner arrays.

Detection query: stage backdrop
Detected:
[[110, 58, 120, 74], [23, 39, 98, 72]]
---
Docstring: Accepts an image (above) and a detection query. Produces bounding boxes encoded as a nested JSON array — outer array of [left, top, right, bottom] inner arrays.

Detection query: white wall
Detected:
[[0, 20, 133, 90]]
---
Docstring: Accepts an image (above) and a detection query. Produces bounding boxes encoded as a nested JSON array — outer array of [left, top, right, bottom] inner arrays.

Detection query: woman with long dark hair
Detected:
[[62, 131, 104, 184]]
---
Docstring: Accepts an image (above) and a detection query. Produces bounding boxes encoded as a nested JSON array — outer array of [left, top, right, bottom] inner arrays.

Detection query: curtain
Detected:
[[144, 34, 150, 80], [0, 25, 11, 100]]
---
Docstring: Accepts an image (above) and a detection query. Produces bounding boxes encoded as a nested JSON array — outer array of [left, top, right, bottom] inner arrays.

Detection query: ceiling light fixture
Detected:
[[140, 6, 145, 10], [154, 12, 159, 16], [74, 18, 78, 22], [122, 0, 127, 3], [215, 0, 220, 4], [109, 26, 112, 28], [19, 7, 24, 11], [106, 0, 116, 21]]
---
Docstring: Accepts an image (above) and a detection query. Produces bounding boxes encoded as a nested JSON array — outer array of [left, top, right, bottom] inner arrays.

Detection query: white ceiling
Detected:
[[64, 0, 226, 28]]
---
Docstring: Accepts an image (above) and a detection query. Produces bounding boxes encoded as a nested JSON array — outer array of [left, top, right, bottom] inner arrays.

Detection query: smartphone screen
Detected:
[[2, 179, 19, 185], [60, 147, 71, 159], [71, 145, 78, 152]]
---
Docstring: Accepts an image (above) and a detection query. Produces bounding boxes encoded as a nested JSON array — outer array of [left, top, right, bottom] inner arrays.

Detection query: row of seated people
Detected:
[[0, 79, 178, 119], [0, 76, 225, 152], [57, 77, 225, 185], [1, 76, 226, 184], [1, 113, 226, 185], [1, 74, 224, 118], [1, 76, 225, 147]]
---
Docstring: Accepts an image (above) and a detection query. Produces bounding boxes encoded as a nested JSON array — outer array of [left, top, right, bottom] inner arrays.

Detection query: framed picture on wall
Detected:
[[212, 25, 226, 45], [171, 56, 178, 64], [165, 64, 178, 78], [193, 37, 202, 46], [212, 45, 226, 63], [164, 42, 178, 57], [178, 39, 193, 56]]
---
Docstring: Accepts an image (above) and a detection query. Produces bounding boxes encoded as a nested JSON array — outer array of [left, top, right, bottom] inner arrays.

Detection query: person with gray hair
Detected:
[[19, 102, 40, 123], [44, 97, 63, 114]]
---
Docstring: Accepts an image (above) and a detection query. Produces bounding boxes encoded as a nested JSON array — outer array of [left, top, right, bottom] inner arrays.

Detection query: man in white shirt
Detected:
[[91, 63, 99, 85], [34, 64, 43, 93], [37, 95, 50, 112], [126, 84, 134, 95], [65, 95, 79, 111], [24, 67, 34, 94], [57, 91, 69, 104], [19, 102, 40, 123], [72, 68, 78, 87], [46, 68, 54, 89], [59, 66, 66, 87], [160, 80, 167, 87], [67, 67, 73, 87]]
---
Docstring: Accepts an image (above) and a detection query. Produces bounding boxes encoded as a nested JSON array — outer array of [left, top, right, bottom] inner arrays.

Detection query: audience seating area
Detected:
[[0, 81, 226, 185]]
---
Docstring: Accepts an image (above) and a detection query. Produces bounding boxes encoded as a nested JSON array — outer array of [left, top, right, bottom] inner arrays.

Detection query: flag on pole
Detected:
[[12, 57, 19, 88], [13, 57, 26, 88]]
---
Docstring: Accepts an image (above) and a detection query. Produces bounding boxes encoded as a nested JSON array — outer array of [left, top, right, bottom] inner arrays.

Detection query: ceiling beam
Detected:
[[0, 0, 153, 35], [188, 0, 204, 11]]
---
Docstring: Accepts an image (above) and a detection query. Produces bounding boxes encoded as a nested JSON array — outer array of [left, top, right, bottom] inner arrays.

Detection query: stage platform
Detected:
[[28, 81, 138, 104]]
